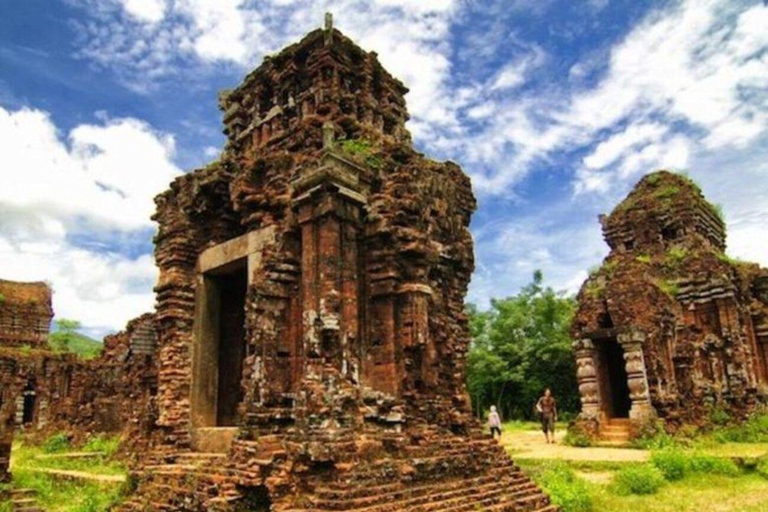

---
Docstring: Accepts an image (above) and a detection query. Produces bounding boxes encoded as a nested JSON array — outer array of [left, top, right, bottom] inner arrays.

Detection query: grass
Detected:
[[513, 413, 768, 512], [9, 434, 128, 512], [592, 473, 768, 512]]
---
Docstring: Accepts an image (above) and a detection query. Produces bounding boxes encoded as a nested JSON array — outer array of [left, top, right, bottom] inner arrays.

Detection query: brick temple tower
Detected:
[[121, 16, 557, 512], [571, 171, 768, 442]]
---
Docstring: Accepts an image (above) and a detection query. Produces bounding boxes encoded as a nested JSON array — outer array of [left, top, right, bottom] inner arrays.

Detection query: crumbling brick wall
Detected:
[[0, 280, 52, 349], [572, 171, 768, 435], [127, 18, 556, 512]]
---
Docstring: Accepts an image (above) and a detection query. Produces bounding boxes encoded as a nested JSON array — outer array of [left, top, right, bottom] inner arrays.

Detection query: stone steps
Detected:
[[11, 488, 44, 512], [599, 418, 631, 444], [313, 475, 537, 511]]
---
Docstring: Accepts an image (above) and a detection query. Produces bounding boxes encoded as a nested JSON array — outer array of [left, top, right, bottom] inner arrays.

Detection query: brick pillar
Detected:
[[573, 339, 600, 420], [291, 125, 369, 383], [618, 331, 656, 421]]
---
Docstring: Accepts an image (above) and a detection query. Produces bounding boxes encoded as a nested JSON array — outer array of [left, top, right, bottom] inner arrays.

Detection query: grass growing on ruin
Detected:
[[9, 434, 128, 512]]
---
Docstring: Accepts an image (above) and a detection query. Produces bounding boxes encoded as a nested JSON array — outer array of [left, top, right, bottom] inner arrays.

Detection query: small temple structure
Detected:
[[111, 15, 557, 512], [571, 171, 768, 441], [0, 281, 158, 484]]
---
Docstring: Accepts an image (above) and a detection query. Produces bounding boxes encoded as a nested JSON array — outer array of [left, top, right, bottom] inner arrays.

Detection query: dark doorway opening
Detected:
[[235, 485, 271, 512], [597, 339, 631, 418], [22, 380, 36, 425], [215, 265, 247, 427]]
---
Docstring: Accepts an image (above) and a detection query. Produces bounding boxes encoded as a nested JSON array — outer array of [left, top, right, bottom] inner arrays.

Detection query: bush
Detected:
[[651, 449, 688, 481], [712, 412, 768, 443], [688, 453, 740, 477], [632, 419, 679, 450], [42, 432, 71, 454], [709, 406, 731, 426], [613, 464, 665, 495], [540, 462, 593, 512], [564, 430, 593, 448], [757, 456, 768, 480], [651, 449, 741, 482]]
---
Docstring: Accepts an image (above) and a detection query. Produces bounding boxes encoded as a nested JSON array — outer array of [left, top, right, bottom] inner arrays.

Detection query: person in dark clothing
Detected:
[[536, 388, 558, 444]]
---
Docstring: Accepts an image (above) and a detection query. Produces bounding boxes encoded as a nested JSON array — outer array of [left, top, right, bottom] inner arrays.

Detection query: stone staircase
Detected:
[[117, 452, 241, 512], [117, 430, 557, 512], [10, 488, 44, 512], [598, 418, 631, 446], [285, 434, 557, 512]]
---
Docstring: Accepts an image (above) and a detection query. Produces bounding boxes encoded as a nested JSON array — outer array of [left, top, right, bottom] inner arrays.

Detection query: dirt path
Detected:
[[31, 468, 126, 483], [501, 429, 650, 462]]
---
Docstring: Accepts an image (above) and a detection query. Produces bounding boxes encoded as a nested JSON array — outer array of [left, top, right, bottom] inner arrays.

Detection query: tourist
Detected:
[[488, 405, 502, 439], [536, 389, 558, 444]]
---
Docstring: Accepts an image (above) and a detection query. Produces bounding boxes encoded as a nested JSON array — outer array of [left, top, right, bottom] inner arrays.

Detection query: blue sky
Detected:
[[0, 0, 766, 338]]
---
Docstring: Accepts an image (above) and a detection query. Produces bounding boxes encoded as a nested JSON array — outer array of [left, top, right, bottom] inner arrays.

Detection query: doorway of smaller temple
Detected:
[[597, 339, 631, 418], [22, 380, 36, 425]]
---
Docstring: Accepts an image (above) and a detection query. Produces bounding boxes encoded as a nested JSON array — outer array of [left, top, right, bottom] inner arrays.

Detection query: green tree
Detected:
[[466, 271, 579, 420], [50, 318, 82, 353]]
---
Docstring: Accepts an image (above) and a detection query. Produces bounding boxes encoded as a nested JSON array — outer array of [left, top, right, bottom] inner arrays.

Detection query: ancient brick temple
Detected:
[[571, 171, 768, 440], [0, 280, 53, 349], [120, 16, 557, 512], [0, 280, 159, 483], [0, 280, 53, 482]]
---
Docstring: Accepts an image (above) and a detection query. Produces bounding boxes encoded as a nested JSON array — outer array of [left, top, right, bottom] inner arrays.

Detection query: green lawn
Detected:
[[8, 435, 128, 512], [509, 414, 768, 512]]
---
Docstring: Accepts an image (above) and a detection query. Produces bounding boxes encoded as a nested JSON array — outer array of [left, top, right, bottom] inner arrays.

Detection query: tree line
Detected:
[[466, 270, 580, 421]]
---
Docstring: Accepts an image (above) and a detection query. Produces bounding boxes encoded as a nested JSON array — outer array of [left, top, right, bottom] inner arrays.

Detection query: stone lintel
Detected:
[[196, 226, 276, 277]]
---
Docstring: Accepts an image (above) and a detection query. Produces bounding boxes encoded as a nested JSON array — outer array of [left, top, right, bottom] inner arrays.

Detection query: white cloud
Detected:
[[119, 0, 166, 23], [73, 0, 460, 128], [0, 105, 180, 335], [0, 107, 181, 230]]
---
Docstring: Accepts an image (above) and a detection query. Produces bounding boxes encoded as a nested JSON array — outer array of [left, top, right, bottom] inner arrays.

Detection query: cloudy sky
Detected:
[[0, 0, 766, 338]]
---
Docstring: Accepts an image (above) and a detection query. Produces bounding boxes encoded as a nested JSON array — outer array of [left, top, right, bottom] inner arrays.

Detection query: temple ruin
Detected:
[[0, 281, 158, 483], [111, 16, 557, 512], [571, 171, 768, 441]]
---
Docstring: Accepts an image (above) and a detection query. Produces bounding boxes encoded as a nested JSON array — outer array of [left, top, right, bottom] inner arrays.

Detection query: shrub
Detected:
[[540, 462, 593, 512], [651, 449, 688, 481], [688, 453, 740, 477], [632, 419, 678, 450], [42, 432, 71, 454], [709, 406, 731, 426], [756, 456, 768, 480], [564, 430, 593, 448], [635, 254, 652, 264], [712, 412, 768, 443], [340, 138, 383, 169], [613, 464, 665, 495]]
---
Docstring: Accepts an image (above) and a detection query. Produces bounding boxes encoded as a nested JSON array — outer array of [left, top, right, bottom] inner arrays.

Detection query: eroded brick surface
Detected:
[[0, 285, 158, 482], [571, 171, 768, 439], [119, 19, 557, 512]]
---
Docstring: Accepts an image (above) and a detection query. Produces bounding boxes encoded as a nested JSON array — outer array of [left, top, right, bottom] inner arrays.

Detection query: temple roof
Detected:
[[600, 170, 726, 252], [0, 279, 52, 307]]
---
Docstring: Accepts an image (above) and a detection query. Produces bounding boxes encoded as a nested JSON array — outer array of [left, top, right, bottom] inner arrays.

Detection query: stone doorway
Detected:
[[192, 260, 248, 428], [596, 339, 631, 419], [22, 381, 36, 425]]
